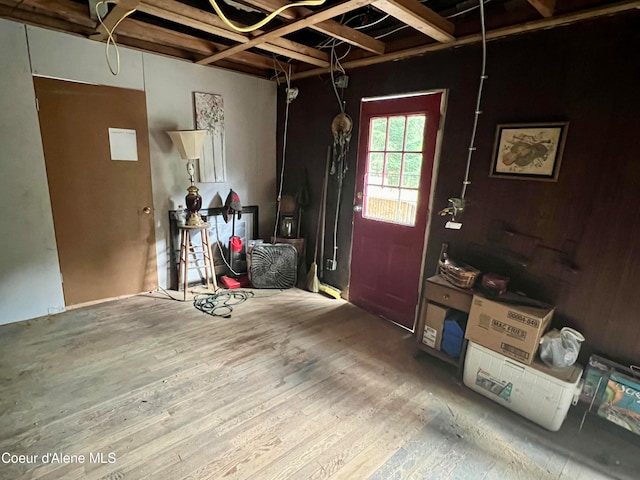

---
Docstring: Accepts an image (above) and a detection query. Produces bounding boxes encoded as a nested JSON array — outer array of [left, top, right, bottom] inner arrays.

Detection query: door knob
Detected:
[[142, 206, 152, 214]]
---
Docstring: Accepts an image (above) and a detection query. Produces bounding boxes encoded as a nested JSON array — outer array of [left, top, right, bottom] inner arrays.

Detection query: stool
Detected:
[[178, 224, 218, 300]]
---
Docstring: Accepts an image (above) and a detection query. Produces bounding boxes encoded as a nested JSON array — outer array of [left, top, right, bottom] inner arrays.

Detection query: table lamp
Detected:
[[167, 130, 208, 226]]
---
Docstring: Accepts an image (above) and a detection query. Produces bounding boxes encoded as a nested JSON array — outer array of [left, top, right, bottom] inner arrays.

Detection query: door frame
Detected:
[[413, 89, 448, 331], [347, 89, 448, 331]]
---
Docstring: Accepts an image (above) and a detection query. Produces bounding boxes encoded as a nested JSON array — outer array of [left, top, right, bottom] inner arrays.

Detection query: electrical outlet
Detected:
[[326, 259, 337, 271]]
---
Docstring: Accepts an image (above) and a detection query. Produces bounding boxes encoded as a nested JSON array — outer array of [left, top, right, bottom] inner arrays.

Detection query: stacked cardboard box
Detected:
[[465, 295, 554, 365]]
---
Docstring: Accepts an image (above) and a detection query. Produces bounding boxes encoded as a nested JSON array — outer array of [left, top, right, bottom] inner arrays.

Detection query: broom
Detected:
[[306, 147, 330, 292]]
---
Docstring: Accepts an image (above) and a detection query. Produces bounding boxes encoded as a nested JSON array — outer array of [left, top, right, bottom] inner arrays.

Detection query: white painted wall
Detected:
[[0, 19, 277, 323], [26, 25, 144, 91], [0, 19, 66, 323], [143, 53, 276, 288]]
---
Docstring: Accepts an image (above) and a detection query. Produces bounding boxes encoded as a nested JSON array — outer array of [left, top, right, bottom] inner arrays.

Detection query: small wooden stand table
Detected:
[[415, 274, 474, 376], [178, 224, 217, 300]]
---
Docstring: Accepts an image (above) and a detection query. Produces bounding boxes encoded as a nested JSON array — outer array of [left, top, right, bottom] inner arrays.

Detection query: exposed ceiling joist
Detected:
[[121, 17, 217, 53], [373, 0, 454, 43], [139, 0, 329, 67], [91, 0, 141, 41], [123, 35, 269, 75], [140, 0, 246, 43], [290, 0, 640, 80], [242, 0, 298, 21], [119, 19, 273, 70], [2, 0, 636, 80], [528, 0, 556, 18], [241, 0, 385, 54], [20, 0, 96, 27], [196, 0, 377, 65], [118, 18, 276, 70], [0, 0, 22, 7], [0, 1, 92, 35]]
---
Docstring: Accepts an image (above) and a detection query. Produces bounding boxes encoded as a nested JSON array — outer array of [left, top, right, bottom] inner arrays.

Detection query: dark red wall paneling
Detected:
[[275, 12, 640, 365]]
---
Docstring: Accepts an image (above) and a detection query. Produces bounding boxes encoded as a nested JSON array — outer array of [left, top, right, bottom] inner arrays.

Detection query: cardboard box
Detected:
[[422, 302, 448, 350], [465, 295, 554, 365]]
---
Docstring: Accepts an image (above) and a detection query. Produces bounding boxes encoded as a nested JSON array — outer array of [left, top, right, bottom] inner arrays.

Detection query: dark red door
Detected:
[[349, 92, 443, 329]]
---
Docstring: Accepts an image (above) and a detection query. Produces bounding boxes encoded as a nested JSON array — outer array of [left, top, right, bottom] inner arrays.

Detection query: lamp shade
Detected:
[[167, 130, 207, 160]]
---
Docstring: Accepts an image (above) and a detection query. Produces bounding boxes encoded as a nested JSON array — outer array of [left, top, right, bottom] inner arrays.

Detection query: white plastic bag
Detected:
[[539, 327, 585, 368]]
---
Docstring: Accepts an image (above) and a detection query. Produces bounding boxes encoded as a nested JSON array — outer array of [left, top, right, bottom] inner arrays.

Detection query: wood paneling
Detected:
[[278, 12, 640, 365]]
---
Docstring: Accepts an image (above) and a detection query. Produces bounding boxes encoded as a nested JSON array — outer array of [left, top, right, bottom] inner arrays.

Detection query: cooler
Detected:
[[463, 341, 583, 431]]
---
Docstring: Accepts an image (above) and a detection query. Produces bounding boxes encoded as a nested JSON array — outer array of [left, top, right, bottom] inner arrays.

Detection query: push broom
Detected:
[[306, 147, 330, 292]]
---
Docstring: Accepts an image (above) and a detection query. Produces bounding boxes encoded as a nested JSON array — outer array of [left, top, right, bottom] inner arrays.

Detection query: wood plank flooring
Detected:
[[0, 289, 638, 480]]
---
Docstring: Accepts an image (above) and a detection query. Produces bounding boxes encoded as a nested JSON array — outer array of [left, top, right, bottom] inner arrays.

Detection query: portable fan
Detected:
[[248, 243, 297, 289]]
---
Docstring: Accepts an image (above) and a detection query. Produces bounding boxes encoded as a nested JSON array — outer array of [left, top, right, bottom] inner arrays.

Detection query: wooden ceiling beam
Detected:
[[119, 18, 217, 53], [240, 0, 298, 20], [527, 0, 556, 18], [372, 0, 454, 43], [19, 0, 97, 27], [0, 2, 93, 35], [140, 0, 246, 42], [91, 0, 141, 41], [139, 0, 329, 67], [197, 0, 376, 65], [290, 0, 640, 80], [119, 36, 270, 76], [241, 0, 385, 54], [117, 18, 275, 70], [0, 0, 22, 7]]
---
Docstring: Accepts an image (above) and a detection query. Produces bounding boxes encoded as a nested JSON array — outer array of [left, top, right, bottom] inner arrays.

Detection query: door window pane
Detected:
[[386, 116, 406, 151], [362, 114, 427, 226], [369, 118, 387, 151], [384, 153, 402, 187], [367, 152, 384, 183], [401, 153, 422, 188], [405, 116, 425, 151]]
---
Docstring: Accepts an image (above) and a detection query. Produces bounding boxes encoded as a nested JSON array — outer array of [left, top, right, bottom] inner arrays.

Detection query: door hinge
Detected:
[[60, 272, 63, 284], [35, 97, 39, 112]]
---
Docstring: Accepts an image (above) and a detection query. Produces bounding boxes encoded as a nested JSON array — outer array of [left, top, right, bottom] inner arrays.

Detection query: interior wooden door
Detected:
[[34, 76, 157, 306], [349, 92, 443, 330]]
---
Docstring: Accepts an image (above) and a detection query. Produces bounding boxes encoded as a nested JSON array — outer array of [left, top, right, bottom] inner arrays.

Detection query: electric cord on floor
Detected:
[[155, 285, 185, 302], [193, 290, 255, 318]]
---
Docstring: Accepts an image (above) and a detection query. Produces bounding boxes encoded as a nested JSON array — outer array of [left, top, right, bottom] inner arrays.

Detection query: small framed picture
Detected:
[[490, 122, 569, 181]]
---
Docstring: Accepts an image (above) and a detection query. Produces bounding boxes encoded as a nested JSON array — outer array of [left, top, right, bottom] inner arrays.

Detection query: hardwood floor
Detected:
[[0, 289, 637, 480]]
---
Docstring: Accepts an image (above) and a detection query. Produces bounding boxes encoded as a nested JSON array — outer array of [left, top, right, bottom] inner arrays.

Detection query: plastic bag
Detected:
[[539, 327, 585, 368]]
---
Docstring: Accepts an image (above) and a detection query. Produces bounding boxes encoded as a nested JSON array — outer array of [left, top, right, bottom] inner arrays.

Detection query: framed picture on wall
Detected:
[[489, 122, 569, 182]]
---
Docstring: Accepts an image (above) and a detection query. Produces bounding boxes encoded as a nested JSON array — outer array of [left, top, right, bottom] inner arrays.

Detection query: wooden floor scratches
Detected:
[[0, 289, 638, 480]]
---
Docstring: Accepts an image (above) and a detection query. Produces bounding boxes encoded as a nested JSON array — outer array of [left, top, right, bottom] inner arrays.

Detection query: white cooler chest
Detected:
[[463, 341, 583, 431]]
